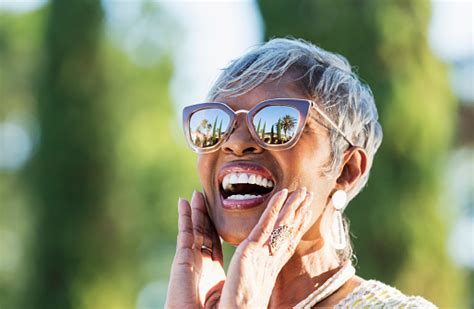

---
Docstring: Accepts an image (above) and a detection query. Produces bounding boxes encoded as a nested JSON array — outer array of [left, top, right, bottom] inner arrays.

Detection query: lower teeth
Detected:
[[227, 194, 262, 200]]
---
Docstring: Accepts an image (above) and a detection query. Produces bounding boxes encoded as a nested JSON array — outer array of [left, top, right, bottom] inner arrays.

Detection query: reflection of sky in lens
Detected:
[[253, 106, 299, 134], [190, 109, 230, 132]]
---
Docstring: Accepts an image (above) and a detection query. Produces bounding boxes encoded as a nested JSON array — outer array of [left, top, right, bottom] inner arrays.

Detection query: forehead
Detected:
[[213, 75, 310, 110]]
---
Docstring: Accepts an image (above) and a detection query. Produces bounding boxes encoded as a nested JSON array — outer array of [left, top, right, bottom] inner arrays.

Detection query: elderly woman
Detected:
[[166, 38, 435, 308]]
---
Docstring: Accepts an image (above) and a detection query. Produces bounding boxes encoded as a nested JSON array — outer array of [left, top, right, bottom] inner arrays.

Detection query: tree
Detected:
[[276, 119, 282, 143], [270, 124, 275, 144], [199, 119, 209, 133], [280, 114, 296, 140], [257, 0, 465, 306], [27, 1, 113, 308]]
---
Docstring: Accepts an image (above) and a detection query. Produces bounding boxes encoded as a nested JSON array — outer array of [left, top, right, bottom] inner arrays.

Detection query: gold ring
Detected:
[[201, 244, 213, 256]]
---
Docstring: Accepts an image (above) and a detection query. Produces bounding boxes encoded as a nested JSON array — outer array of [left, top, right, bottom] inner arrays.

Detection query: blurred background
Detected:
[[0, 0, 472, 308]]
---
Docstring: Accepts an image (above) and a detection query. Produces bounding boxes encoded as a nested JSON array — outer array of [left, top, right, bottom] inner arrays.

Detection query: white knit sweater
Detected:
[[334, 279, 437, 308]]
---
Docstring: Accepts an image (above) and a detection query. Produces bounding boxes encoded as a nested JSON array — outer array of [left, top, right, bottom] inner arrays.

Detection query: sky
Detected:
[[429, 0, 474, 61]]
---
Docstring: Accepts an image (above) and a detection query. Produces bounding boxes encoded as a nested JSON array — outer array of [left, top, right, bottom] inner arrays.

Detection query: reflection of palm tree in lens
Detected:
[[281, 114, 297, 141], [199, 119, 209, 133], [198, 119, 212, 146], [217, 119, 223, 141], [256, 118, 262, 138], [270, 125, 274, 144], [276, 119, 282, 143], [212, 117, 218, 144], [195, 119, 207, 146]]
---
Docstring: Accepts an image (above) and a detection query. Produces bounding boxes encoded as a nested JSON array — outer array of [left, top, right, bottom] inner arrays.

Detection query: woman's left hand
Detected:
[[218, 187, 314, 308]]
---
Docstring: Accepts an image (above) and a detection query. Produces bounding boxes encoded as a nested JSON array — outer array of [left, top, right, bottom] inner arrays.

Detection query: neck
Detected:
[[269, 237, 342, 308]]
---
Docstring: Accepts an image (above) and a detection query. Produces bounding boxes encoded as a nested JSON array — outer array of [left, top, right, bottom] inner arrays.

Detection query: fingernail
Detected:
[[301, 187, 307, 197], [177, 198, 185, 213], [281, 188, 288, 195], [304, 192, 314, 208]]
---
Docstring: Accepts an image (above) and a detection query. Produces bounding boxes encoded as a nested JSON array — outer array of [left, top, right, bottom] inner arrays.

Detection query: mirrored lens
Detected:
[[189, 109, 231, 148], [253, 106, 300, 145]]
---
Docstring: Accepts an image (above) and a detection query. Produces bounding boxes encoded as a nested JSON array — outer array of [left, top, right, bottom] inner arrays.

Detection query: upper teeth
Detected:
[[222, 172, 274, 190]]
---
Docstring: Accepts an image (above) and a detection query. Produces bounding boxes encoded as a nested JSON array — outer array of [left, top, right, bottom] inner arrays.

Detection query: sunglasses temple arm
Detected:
[[312, 103, 355, 147]]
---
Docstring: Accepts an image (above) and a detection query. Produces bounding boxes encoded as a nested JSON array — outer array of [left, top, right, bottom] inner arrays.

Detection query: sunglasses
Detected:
[[182, 98, 355, 153]]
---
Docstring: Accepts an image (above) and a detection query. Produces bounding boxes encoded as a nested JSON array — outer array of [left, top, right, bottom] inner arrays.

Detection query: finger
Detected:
[[210, 225, 224, 265], [268, 191, 313, 257], [293, 191, 314, 222], [284, 193, 314, 254], [274, 187, 308, 227], [248, 188, 289, 244], [292, 209, 314, 246], [190, 191, 214, 256], [199, 192, 223, 262], [199, 193, 216, 254], [177, 198, 194, 251]]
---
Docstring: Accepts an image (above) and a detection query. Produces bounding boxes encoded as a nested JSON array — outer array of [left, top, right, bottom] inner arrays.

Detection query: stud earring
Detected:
[[330, 190, 347, 250]]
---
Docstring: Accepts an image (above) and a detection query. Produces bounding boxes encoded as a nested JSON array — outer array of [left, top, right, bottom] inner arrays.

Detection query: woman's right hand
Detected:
[[165, 191, 226, 309]]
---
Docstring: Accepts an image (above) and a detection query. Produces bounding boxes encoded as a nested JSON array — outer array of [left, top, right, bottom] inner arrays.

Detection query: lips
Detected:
[[217, 161, 276, 210]]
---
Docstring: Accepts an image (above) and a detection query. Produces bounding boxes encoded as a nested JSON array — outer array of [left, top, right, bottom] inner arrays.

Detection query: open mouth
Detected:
[[218, 162, 276, 210]]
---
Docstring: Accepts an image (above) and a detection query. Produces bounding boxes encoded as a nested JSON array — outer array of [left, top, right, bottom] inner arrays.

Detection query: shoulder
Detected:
[[335, 279, 437, 308]]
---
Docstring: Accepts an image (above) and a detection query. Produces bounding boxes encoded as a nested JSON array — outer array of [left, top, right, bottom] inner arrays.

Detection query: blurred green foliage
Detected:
[[0, 7, 44, 308], [258, 0, 466, 307], [0, 1, 199, 308]]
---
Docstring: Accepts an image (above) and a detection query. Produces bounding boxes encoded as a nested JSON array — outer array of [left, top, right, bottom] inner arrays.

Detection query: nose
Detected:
[[221, 114, 264, 156]]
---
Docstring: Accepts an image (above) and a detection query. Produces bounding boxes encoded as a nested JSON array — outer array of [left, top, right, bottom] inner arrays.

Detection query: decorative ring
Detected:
[[200, 244, 213, 256], [269, 225, 291, 255]]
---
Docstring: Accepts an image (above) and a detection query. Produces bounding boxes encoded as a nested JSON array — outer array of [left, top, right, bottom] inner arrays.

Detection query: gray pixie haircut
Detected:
[[206, 38, 383, 262], [207, 38, 383, 199]]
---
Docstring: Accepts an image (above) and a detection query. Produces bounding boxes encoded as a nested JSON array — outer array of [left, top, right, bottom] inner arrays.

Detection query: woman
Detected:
[[166, 38, 436, 308]]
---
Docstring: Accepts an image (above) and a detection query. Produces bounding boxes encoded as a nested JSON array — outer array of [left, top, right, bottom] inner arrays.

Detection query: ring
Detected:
[[200, 244, 213, 256], [269, 225, 291, 255]]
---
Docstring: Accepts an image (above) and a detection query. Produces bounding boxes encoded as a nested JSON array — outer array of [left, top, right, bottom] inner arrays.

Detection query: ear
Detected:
[[335, 147, 368, 194]]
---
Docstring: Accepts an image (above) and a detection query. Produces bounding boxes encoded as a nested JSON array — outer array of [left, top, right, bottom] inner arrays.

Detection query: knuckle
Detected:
[[261, 228, 272, 239], [193, 225, 205, 236], [286, 242, 296, 254], [179, 226, 194, 235], [175, 249, 195, 266]]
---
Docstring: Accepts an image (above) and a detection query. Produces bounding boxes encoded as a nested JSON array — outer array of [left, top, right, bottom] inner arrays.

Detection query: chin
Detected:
[[215, 217, 259, 246], [219, 231, 249, 247]]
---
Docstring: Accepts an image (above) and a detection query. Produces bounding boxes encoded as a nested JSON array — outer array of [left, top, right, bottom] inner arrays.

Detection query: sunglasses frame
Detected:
[[182, 98, 355, 153]]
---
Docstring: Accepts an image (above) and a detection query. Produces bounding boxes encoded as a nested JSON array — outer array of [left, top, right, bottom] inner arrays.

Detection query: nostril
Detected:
[[223, 145, 261, 156], [223, 146, 233, 154], [243, 147, 258, 154]]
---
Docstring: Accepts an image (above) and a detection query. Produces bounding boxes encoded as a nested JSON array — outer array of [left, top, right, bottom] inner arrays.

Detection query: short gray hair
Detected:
[[207, 38, 383, 201]]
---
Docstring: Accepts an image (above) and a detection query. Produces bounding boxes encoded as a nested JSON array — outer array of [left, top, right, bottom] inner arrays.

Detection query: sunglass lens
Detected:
[[189, 109, 230, 149], [253, 106, 300, 145]]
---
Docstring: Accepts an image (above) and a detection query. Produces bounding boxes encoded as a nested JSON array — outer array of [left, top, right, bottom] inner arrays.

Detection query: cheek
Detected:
[[196, 155, 215, 185], [281, 135, 334, 212]]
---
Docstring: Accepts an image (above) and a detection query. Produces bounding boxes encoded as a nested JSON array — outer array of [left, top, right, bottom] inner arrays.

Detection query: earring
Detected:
[[330, 190, 347, 250]]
